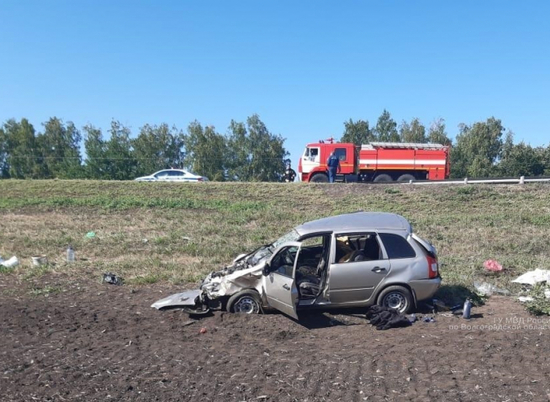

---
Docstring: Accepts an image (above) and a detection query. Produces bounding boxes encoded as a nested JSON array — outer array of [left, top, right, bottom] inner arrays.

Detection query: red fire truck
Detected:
[[298, 139, 451, 183]]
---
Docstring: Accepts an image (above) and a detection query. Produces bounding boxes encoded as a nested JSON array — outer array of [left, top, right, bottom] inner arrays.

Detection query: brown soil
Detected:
[[2, 276, 550, 401]]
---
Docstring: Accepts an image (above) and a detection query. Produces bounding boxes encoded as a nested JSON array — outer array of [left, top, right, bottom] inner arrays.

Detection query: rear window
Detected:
[[379, 233, 416, 259]]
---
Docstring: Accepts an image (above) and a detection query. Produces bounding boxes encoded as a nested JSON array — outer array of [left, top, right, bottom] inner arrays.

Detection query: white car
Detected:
[[134, 169, 208, 182]]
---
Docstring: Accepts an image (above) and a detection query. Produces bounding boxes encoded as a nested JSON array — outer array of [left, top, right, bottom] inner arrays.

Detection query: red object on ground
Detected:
[[484, 259, 503, 272], [199, 327, 207, 334]]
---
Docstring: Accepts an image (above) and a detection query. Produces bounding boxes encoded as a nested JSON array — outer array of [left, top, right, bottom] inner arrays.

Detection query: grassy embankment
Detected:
[[0, 180, 549, 309]]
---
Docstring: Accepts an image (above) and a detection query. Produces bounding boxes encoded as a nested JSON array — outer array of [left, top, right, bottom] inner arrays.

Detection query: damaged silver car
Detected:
[[152, 212, 441, 318]]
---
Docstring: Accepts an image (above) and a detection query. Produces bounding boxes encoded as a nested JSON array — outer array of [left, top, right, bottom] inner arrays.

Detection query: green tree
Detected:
[[245, 114, 288, 181], [104, 121, 136, 180], [183, 122, 226, 181], [3, 118, 41, 179], [498, 133, 544, 176], [37, 117, 83, 178], [0, 125, 8, 178], [399, 118, 427, 143], [340, 119, 373, 145], [450, 117, 505, 178], [133, 124, 185, 176], [373, 110, 399, 142], [540, 144, 550, 175], [428, 118, 452, 145], [225, 115, 288, 181], [83, 125, 108, 179], [226, 120, 251, 181]]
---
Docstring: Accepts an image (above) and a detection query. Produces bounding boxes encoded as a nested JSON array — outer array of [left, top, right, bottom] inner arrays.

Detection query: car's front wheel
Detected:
[[377, 286, 413, 314], [227, 290, 262, 314]]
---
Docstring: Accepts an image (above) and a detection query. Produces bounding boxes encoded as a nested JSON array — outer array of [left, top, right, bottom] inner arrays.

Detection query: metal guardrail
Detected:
[[404, 176, 550, 185]]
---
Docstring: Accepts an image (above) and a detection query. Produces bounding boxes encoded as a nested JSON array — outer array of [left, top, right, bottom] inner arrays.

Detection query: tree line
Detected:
[[340, 110, 550, 178], [0, 114, 288, 181], [1, 110, 549, 180]]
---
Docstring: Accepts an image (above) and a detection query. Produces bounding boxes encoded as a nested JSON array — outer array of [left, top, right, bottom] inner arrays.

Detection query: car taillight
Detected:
[[426, 254, 439, 279]]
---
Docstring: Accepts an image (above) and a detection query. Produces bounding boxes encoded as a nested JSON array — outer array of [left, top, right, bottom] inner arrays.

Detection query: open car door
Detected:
[[263, 242, 301, 320]]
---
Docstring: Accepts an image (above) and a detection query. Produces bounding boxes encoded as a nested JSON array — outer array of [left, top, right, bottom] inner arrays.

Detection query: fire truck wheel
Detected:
[[373, 174, 393, 182], [397, 174, 415, 182], [310, 173, 328, 183]]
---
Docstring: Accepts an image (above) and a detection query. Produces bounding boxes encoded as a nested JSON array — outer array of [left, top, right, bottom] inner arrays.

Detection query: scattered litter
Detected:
[[103, 272, 124, 286], [142, 238, 149, 243], [366, 305, 412, 330], [31, 256, 48, 266], [518, 296, 534, 303], [0, 256, 19, 268], [199, 327, 207, 334], [483, 259, 503, 272], [432, 298, 448, 312], [423, 316, 435, 323], [85, 231, 96, 239], [408, 314, 417, 323], [512, 269, 550, 286], [474, 281, 510, 296], [66, 245, 75, 262], [462, 299, 472, 319]]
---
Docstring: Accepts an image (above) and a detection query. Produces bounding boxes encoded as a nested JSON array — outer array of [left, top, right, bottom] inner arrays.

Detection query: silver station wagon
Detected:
[[152, 212, 441, 318]]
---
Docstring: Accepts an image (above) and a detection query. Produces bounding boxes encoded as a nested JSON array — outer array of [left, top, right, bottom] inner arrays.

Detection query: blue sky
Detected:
[[1, 1, 549, 168]]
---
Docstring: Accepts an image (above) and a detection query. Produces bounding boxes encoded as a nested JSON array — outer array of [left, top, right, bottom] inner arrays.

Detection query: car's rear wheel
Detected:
[[377, 286, 413, 314], [227, 290, 261, 314]]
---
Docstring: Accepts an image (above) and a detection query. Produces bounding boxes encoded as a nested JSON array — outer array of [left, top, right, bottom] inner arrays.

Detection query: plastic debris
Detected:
[[423, 316, 435, 323], [518, 296, 534, 303], [31, 256, 48, 266], [483, 259, 503, 272], [199, 327, 207, 334], [512, 269, 550, 286], [103, 272, 124, 286], [85, 231, 96, 239], [1, 256, 20, 268], [66, 245, 75, 262], [408, 314, 417, 323], [473, 281, 510, 296], [462, 299, 472, 319]]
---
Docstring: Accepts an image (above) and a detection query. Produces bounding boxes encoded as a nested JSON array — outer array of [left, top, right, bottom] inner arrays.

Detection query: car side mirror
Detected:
[[263, 262, 270, 276]]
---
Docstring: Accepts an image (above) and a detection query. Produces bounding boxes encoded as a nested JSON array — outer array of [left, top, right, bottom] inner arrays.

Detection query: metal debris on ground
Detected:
[[103, 272, 124, 286]]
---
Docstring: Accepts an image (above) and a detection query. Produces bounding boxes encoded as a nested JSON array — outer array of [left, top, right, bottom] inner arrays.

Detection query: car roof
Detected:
[[295, 211, 411, 237]]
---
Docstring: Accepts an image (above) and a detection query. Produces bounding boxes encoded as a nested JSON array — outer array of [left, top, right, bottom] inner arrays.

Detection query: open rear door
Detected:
[[263, 242, 300, 319]]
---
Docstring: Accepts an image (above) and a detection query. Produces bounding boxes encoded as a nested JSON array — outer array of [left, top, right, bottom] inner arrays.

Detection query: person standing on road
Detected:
[[326, 151, 341, 183]]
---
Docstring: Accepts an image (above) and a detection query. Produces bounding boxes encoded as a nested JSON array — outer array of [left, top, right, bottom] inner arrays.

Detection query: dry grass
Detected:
[[0, 180, 549, 307]]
